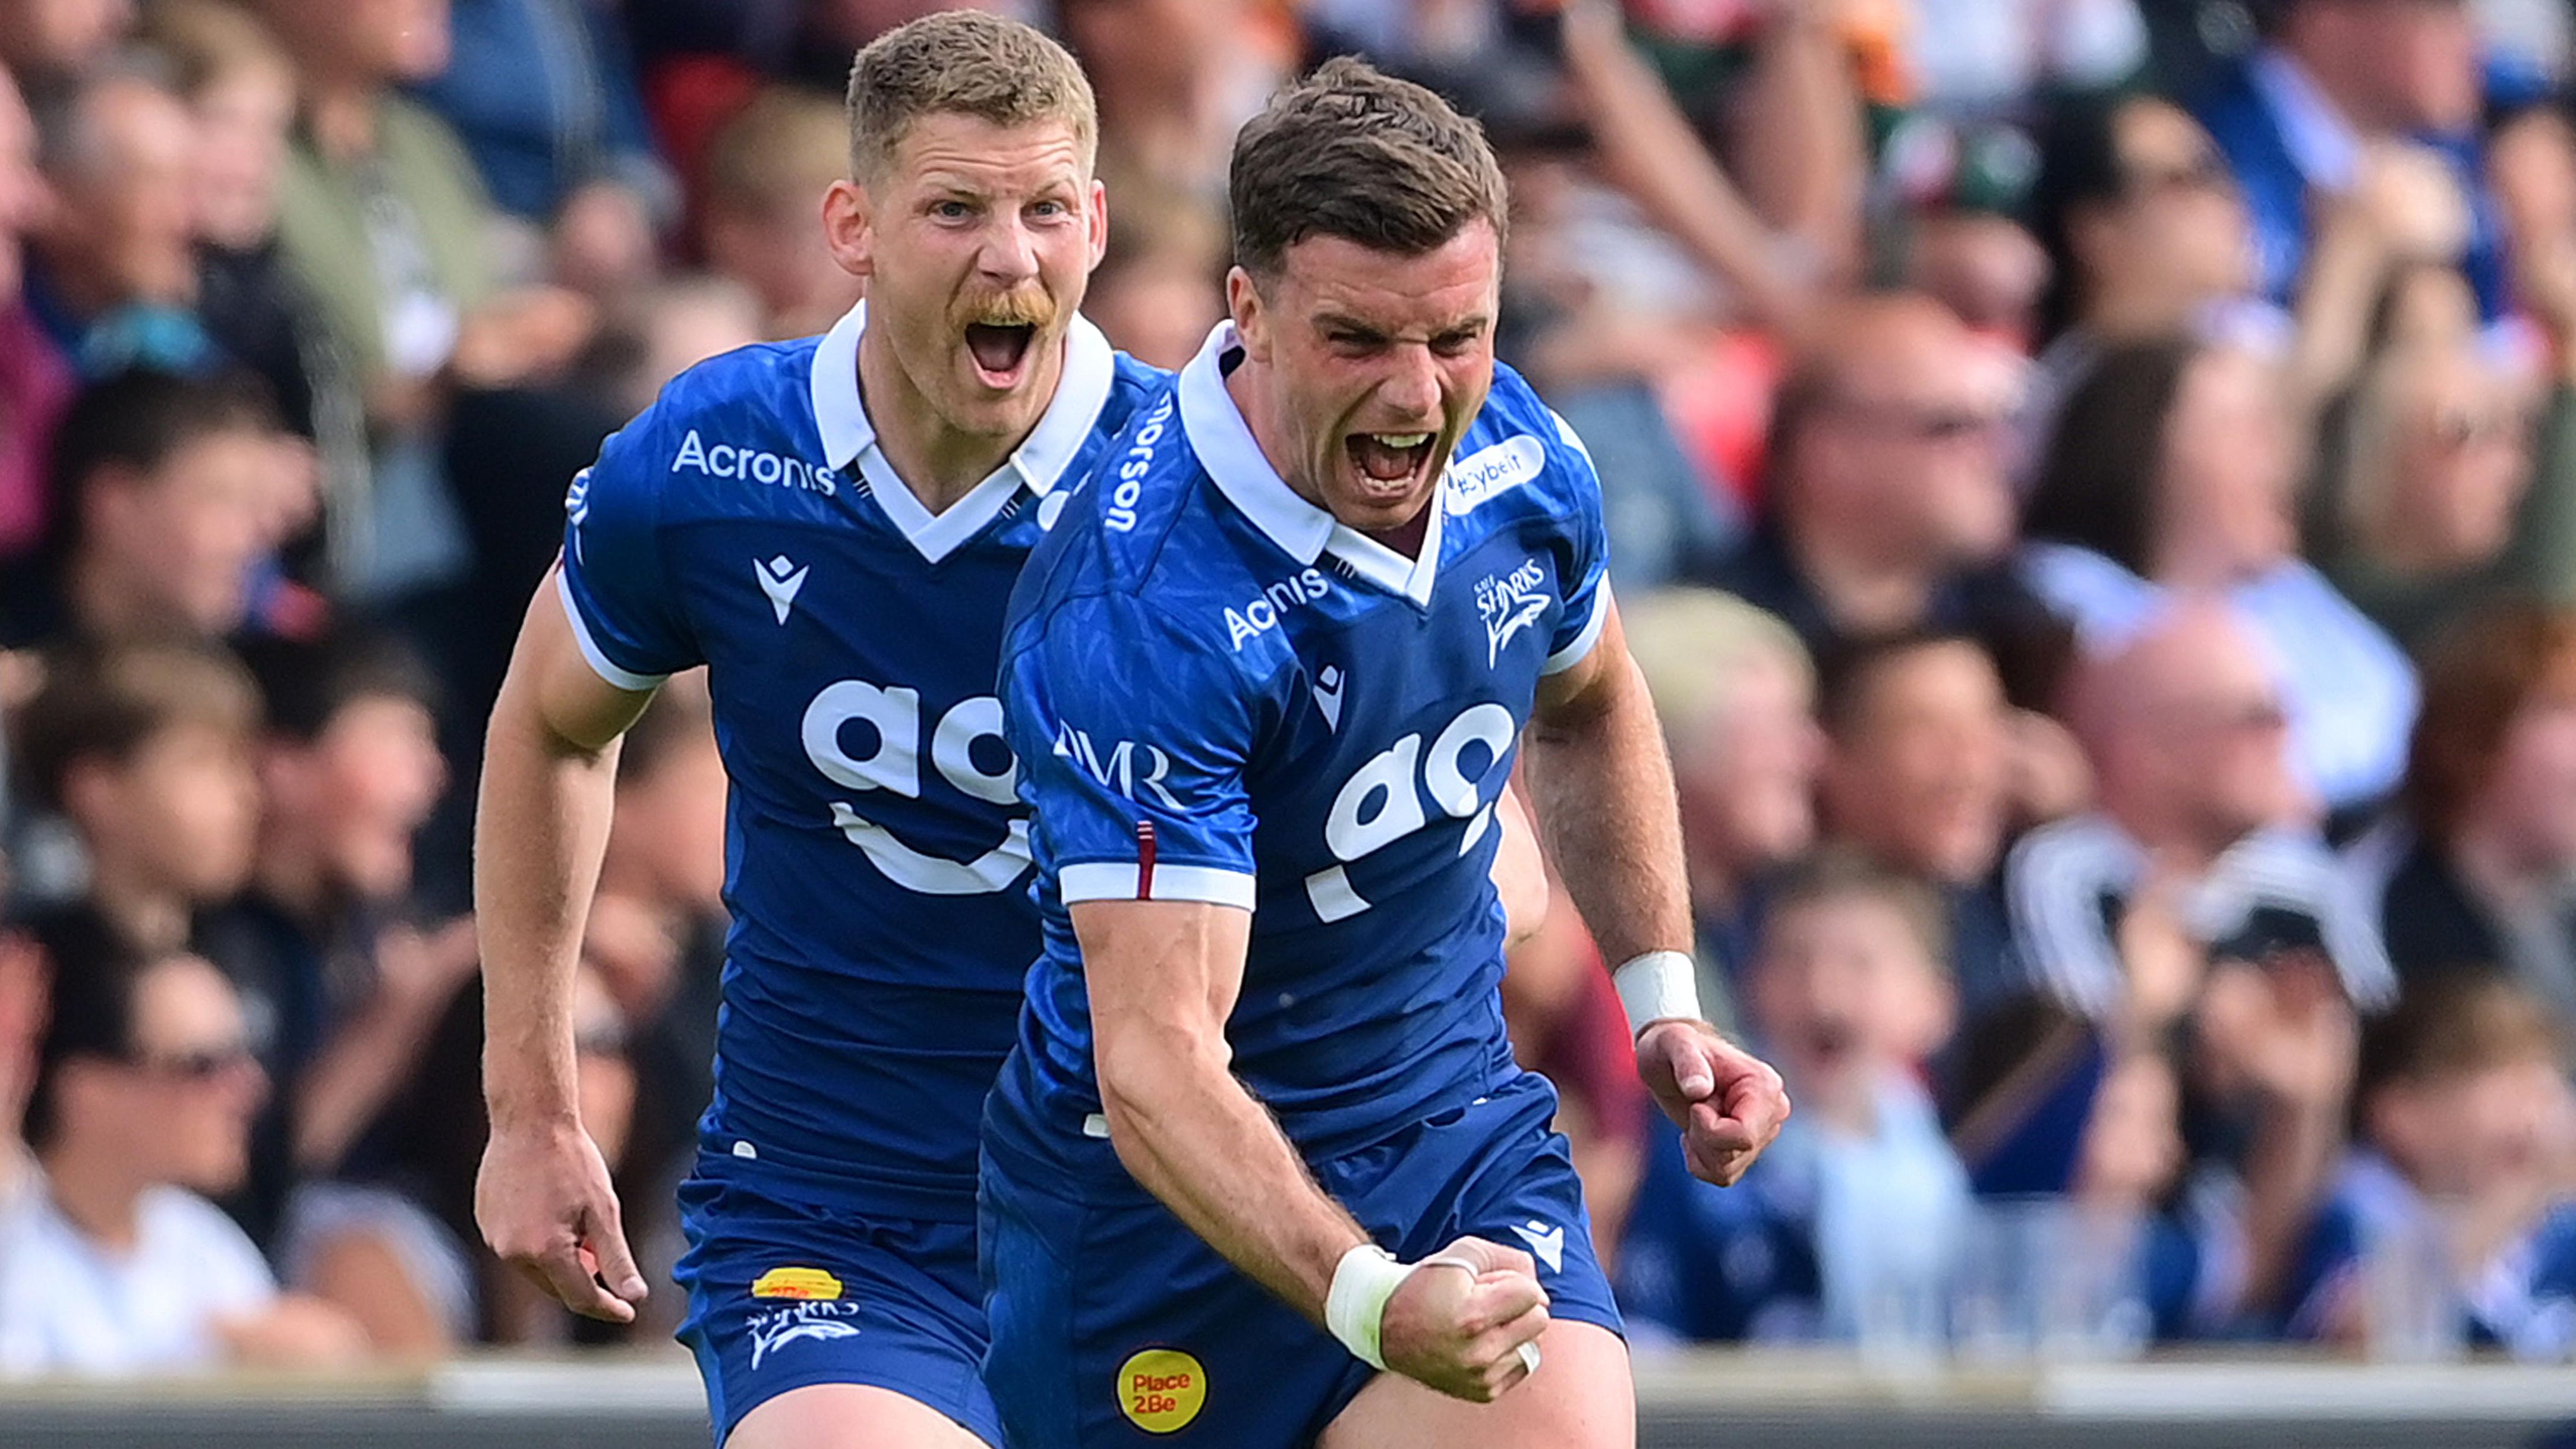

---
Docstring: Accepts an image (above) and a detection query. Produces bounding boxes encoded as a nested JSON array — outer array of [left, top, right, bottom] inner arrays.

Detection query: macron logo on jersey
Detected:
[[1445, 435, 1545, 515], [672, 429, 837, 496], [755, 554, 808, 623]]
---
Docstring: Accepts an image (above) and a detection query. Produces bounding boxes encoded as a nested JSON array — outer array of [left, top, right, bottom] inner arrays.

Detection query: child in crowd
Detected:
[[1618, 849, 1971, 1343], [2283, 973, 2576, 1357], [8, 638, 261, 950]]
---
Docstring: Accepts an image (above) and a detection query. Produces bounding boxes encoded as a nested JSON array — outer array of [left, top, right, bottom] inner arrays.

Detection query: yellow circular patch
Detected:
[[1115, 1348, 1206, 1434]]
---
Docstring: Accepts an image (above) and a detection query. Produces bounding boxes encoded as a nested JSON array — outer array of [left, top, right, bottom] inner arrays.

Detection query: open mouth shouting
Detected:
[[1342, 429, 1440, 506], [964, 321, 1039, 389]]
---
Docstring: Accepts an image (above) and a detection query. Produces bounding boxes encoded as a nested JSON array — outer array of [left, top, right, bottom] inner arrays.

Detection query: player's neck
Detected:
[[856, 326, 1058, 515]]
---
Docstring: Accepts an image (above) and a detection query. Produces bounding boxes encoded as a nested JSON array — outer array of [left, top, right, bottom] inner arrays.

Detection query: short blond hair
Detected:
[[139, 0, 292, 100], [702, 87, 849, 220], [1621, 588, 1812, 758], [843, 10, 1096, 182]]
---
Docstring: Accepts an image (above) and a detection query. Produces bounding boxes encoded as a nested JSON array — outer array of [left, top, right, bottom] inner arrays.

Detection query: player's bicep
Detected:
[[1070, 898, 1252, 1072], [1531, 590, 1634, 729], [497, 567, 658, 756]]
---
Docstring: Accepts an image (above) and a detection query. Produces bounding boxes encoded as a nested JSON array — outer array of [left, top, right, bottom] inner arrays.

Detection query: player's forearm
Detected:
[[1097, 1030, 1369, 1322], [1523, 650, 1694, 968], [475, 682, 622, 1127]]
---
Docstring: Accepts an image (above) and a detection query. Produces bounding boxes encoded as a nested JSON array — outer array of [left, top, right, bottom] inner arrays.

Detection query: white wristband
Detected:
[[1613, 950, 1702, 1041], [1324, 1243, 1414, 1370]]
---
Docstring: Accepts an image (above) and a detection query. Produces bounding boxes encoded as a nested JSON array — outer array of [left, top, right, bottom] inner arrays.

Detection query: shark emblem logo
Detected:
[[1313, 664, 1345, 731], [747, 1300, 863, 1370], [755, 554, 809, 625], [1509, 1219, 1565, 1274], [1474, 560, 1551, 669]]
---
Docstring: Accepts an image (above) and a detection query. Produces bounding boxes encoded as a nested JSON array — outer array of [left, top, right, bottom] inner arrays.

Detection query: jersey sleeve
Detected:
[[1542, 407, 1612, 675], [1005, 590, 1260, 910], [556, 403, 699, 689]]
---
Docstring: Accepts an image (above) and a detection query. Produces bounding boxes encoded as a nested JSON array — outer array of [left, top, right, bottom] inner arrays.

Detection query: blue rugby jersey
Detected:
[[991, 322, 1610, 1166], [558, 303, 1163, 1215]]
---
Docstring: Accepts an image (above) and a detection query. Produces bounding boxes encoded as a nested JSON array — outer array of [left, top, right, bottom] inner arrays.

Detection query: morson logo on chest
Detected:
[[1474, 559, 1551, 669], [672, 429, 837, 496]]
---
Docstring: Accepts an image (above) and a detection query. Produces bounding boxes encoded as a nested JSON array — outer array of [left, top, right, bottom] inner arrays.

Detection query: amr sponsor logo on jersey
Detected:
[[1474, 558, 1551, 669], [1054, 726, 1183, 811], [672, 428, 837, 496]]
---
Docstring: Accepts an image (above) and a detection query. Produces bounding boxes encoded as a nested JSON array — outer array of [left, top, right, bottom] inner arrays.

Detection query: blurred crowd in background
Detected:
[[0, 0, 2574, 1380]]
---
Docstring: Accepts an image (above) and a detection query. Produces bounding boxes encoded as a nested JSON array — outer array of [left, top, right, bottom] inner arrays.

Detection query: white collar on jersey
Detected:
[[1178, 321, 1445, 608], [806, 300, 1119, 564]]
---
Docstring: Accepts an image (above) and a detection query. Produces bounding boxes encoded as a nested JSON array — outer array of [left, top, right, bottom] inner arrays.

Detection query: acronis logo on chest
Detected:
[[671, 428, 835, 496], [1225, 568, 1332, 650]]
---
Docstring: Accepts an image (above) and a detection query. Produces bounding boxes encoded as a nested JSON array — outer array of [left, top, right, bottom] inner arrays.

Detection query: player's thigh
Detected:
[[726, 1382, 992, 1449], [1317, 1319, 1634, 1449]]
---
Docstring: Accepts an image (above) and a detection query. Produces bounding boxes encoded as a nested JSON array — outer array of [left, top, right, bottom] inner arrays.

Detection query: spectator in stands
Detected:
[[0, 368, 298, 648], [2193, 0, 2501, 322], [1617, 849, 1969, 1346], [2312, 308, 2554, 652], [0, 931, 367, 1376], [1815, 630, 2033, 1015], [1622, 589, 1821, 982], [1080, 178, 1225, 373], [2024, 92, 2264, 461], [24, 60, 219, 378], [2282, 973, 2576, 1357], [2025, 335, 2416, 814], [259, 0, 592, 605], [0, 59, 74, 562], [0, 0, 134, 96], [408, 0, 673, 297], [194, 629, 458, 1251], [2010, 603, 2379, 1321], [1719, 292, 2065, 708], [693, 86, 863, 341], [8, 638, 261, 953], [142, 0, 344, 467], [2012, 603, 2389, 1021], [1057, 0, 1270, 207], [2359, 600, 2576, 1033]]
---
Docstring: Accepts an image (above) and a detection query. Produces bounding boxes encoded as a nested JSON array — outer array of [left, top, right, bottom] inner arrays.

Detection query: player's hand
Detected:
[[475, 1117, 648, 1323], [1376, 1235, 1550, 1403], [1638, 1018, 1790, 1186]]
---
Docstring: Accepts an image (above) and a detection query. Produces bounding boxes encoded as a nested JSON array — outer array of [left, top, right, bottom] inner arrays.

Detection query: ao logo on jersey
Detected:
[[801, 681, 1030, 895], [1306, 702, 1517, 922]]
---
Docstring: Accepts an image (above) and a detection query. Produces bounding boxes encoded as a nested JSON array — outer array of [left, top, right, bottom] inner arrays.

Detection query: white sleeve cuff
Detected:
[[1060, 860, 1257, 909], [556, 569, 669, 694], [1541, 582, 1612, 676]]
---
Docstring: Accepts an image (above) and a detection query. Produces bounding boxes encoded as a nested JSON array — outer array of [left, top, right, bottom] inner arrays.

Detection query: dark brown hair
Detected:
[[1764, 846, 1953, 978], [1228, 55, 1508, 279], [843, 10, 1096, 181], [11, 637, 261, 812], [2358, 971, 2562, 1105], [2025, 335, 2200, 576], [2405, 597, 2576, 842]]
